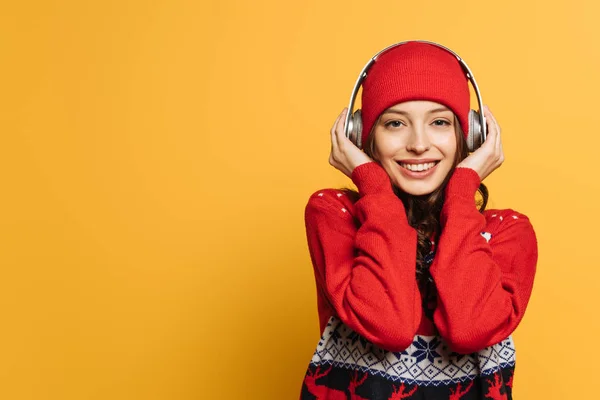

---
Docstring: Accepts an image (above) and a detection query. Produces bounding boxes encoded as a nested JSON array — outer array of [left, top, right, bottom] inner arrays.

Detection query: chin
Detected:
[[395, 183, 438, 196], [394, 173, 448, 195]]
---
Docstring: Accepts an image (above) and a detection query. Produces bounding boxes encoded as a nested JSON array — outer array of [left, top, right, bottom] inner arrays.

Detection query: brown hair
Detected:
[[340, 114, 489, 279]]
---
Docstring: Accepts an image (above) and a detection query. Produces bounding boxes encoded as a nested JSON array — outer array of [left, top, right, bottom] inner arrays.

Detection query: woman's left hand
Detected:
[[456, 105, 504, 181]]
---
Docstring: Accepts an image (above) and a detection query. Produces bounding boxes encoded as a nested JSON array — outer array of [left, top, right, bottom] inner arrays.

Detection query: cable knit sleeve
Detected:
[[430, 167, 538, 354], [304, 162, 421, 352]]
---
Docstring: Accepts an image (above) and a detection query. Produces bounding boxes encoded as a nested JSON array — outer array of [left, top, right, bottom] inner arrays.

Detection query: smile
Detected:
[[398, 161, 439, 172], [395, 160, 441, 179]]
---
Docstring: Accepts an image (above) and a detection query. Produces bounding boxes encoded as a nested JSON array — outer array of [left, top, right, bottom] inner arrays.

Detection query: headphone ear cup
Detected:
[[467, 109, 482, 152], [348, 109, 363, 148]]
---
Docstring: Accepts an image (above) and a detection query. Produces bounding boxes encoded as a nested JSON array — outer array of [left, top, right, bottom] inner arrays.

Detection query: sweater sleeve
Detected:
[[304, 162, 421, 352], [429, 167, 538, 354]]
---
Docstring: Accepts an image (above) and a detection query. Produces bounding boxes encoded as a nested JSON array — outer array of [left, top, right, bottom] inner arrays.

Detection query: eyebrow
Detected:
[[382, 107, 451, 116]]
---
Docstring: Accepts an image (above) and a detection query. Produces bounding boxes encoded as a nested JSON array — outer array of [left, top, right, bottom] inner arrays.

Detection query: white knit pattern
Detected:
[[310, 316, 515, 387]]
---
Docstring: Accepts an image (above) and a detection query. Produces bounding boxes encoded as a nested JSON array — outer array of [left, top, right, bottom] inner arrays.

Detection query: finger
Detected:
[[484, 106, 504, 161], [494, 129, 504, 162], [331, 109, 343, 135], [482, 106, 499, 146], [335, 108, 349, 148], [486, 107, 501, 135], [330, 109, 344, 152], [485, 106, 503, 154]]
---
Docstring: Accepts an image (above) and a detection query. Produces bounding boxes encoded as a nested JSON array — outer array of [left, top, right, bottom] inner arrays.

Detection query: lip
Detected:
[[396, 160, 439, 179], [397, 158, 441, 164]]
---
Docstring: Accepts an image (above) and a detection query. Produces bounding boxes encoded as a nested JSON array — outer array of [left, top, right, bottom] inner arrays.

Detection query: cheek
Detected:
[[373, 133, 401, 157], [434, 133, 457, 156]]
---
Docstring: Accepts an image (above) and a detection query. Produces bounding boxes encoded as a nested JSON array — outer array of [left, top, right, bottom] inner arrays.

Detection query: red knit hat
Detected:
[[360, 41, 471, 146]]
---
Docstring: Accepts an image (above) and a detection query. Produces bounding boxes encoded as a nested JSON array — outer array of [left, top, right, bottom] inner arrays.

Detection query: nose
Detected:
[[406, 124, 431, 153]]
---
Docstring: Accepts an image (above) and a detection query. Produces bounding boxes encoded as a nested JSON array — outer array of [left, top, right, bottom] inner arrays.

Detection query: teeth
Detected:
[[399, 162, 437, 172]]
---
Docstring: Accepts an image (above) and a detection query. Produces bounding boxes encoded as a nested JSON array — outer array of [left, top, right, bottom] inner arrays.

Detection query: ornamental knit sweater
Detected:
[[300, 162, 538, 400]]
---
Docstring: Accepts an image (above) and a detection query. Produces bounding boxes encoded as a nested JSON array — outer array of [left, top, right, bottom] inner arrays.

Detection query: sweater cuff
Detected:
[[444, 167, 481, 202], [351, 162, 394, 195]]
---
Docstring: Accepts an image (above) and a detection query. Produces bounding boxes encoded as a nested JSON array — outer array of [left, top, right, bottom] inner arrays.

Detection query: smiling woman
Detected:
[[355, 101, 483, 281], [371, 102, 460, 196], [299, 41, 537, 400]]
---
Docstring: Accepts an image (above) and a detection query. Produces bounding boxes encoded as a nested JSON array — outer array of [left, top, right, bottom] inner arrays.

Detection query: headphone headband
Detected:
[[343, 40, 487, 149]]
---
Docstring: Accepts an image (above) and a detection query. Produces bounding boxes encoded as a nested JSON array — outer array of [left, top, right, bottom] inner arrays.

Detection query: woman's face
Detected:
[[372, 100, 458, 196]]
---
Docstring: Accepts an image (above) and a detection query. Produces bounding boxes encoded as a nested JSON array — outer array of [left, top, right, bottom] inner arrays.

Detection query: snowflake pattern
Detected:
[[311, 316, 516, 386], [411, 336, 441, 363], [348, 330, 371, 351]]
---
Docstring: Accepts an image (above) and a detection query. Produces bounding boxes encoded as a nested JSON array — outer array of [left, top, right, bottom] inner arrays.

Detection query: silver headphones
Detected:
[[343, 40, 487, 152]]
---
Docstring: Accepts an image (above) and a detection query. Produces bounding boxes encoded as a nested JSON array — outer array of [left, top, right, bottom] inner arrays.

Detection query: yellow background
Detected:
[[0, 0, 597, 399]]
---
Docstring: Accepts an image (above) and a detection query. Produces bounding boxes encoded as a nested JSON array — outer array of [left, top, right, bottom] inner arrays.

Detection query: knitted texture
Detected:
[[300, 162, 538, 399], [361, 41, 471, 146]]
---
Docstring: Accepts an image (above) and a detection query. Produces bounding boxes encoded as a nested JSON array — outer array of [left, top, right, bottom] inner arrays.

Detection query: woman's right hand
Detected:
[[329, 108, 374, 178]]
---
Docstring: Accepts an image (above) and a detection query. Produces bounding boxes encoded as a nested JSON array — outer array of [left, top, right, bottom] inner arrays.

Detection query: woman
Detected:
[[300, 42, 538, 399]]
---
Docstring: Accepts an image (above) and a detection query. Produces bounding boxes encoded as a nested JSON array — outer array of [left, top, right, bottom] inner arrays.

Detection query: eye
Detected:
[[432, 119, 451, 126], [384, 120, 404, 128]]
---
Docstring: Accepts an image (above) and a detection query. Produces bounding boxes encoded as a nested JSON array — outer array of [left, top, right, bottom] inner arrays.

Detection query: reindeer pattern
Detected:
[[301, 315, 516, 399], [301, 364, 514, 399]]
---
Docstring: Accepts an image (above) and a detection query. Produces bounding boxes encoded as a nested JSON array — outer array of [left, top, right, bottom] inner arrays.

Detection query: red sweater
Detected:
[[304, 161, 538, 355]]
